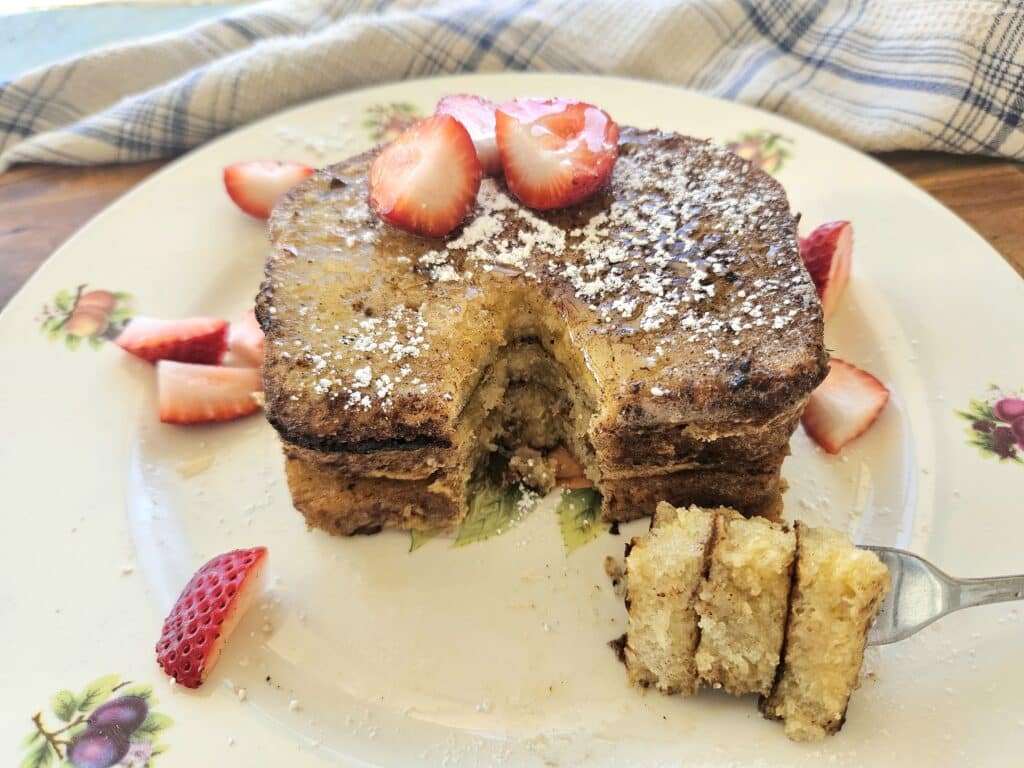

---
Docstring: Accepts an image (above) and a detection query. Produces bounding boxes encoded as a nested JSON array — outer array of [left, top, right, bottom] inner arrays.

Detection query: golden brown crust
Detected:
[[592, 402, 802, 478], [600, 465, 786, 522], [284, 456, 463, 536], [282, 437, 456, 479]]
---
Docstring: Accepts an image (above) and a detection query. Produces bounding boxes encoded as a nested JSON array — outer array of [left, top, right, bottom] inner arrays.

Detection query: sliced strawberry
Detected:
[[802, 358, 889, 454], [799, 220, 853, 319], [549, 445, 593, 489], [436, 94, 501, 175], [157, 361, 261, 425], [225, 309, 264, 367], [495, 98, 619, 210], [116, 317, 228, 364], [223, 161, 314, 219], [156, 547, 268, 688], [369, 114, 482, 238]]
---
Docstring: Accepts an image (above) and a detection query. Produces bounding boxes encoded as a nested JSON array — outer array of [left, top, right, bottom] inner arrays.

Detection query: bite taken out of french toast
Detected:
[[257, 96, 828, 537]]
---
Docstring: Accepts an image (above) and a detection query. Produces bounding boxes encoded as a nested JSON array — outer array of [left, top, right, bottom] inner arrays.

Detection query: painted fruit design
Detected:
[[38, 285, 132, 350], [363, 102, 423, 143], [726, 130, 793, 175], [958, 387, 1024, 463], [22, 676, 172, 768], [67, 728, 131, 768]]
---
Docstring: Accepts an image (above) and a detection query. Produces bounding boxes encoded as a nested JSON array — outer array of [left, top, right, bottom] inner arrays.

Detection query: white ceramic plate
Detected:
[[2, 74, 1023, 768]]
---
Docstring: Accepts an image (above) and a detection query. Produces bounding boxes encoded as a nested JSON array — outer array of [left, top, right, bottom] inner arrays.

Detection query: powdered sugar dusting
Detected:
[[278, 304, 431, 411], [406, 138, 812, 357], [415, 181, 567, 281], [543, 138, 810, 348]]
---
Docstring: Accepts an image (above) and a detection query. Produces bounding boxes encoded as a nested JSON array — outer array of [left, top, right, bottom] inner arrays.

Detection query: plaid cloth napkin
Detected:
[[2, 0, 1023, 173]]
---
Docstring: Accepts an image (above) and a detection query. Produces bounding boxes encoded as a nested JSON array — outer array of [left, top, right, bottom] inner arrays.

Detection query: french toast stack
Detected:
[[623, 503, 891, 741], [258, 128, 827, 535]]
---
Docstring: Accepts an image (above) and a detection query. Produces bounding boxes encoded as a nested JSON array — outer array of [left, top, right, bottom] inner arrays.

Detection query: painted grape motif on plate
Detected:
[[21, 675, 172, 768], [958, 386, 1024, 464]]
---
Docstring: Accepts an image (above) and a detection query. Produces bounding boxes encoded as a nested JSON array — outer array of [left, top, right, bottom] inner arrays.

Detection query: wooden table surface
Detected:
[[1, 152, 1022, 310]]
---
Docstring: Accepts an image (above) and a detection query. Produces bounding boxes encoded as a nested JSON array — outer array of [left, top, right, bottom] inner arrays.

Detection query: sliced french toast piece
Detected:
[[760, 523, 890, 740], [695, 513, 795, 695], [650, 499, 684, 529], [623, 504, 715, 694]]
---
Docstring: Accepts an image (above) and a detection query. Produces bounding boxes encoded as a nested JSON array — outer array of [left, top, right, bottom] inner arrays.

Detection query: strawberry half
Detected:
[[436, 94, 501, 175], [116, 317, 228, 364], [223, 161, 315, 219], [156, 547, 268, 688], [157, 361, 262, 425], [799, 221, 853, 320], [369, 114, 482, 238], [225, 309, 264, 368], [548, 445, 593, 489], [495, 98, 619, 210], [802, 358, 889, 454]]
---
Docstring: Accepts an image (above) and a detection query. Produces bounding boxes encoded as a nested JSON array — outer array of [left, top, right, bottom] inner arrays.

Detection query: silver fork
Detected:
[[861, 546, 1024, 645]]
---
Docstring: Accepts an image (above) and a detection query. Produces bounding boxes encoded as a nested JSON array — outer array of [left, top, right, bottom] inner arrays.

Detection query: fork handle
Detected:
[[954, 575, 1024, 611]]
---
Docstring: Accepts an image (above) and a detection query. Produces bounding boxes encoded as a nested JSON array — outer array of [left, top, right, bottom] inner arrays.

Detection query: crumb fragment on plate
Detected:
[[604, 555, 626, 598], [175, 453, 215, 478]]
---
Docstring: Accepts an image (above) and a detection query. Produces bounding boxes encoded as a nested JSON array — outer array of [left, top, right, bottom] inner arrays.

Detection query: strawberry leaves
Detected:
[[409, 528, 440, 552], [556, 488, 609, 554], [409, 483, 608, 554], [454, 482, 537, 547]]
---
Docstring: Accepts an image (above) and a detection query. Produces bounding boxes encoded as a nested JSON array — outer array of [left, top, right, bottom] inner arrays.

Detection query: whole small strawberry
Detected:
[[156, 547, 268, 688]]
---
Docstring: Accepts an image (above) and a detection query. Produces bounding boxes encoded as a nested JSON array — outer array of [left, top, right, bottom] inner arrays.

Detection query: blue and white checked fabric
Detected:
[[2, 0, 1023, 172]]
